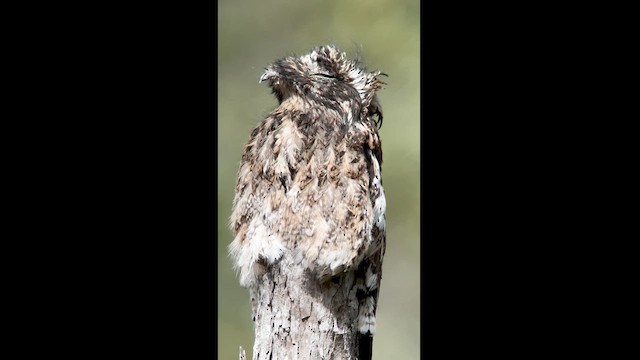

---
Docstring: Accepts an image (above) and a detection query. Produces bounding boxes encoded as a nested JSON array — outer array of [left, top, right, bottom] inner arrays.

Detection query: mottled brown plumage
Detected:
[[229, 45, 386, 359]]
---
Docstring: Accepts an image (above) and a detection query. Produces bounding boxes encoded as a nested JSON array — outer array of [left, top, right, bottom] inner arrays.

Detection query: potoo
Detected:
[[229, 45, 386, 360]]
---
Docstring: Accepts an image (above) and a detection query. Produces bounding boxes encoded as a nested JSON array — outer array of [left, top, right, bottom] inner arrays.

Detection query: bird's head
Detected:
[[260, 45, 385, 127]]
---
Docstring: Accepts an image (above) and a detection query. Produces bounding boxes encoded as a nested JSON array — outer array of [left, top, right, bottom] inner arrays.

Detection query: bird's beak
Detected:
[[259, 68, 277, 83]]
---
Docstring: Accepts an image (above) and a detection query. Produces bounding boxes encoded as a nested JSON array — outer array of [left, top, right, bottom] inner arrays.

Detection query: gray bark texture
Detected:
[[247, 252, 365, 360]]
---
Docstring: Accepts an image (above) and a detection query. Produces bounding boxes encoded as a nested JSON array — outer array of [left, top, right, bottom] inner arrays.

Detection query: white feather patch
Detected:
[[358, 296, 377, 335], [372, 156, 386, 232], [365, 266, 378, 291], [228, 218, 286, 287]]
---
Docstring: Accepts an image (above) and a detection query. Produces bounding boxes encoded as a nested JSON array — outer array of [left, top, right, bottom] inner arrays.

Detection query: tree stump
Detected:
[[246, 252, 367, 360]]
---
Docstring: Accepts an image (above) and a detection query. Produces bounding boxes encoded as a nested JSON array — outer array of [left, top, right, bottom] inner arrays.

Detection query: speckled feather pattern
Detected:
[[229, 45, 386, 342]]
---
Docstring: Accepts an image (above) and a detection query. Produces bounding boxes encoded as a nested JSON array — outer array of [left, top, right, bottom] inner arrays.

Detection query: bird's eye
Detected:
[[313, 73, 336, 79]]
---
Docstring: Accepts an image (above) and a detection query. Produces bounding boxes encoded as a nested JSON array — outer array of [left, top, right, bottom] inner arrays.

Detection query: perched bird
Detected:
[[229, 45, 386, 359]]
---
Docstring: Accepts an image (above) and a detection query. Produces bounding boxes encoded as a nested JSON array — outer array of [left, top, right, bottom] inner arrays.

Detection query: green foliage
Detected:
[[218, 0, 420, 357]]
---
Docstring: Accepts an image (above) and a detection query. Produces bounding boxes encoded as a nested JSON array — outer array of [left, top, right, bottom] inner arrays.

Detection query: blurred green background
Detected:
[[218, 0, 419, 358]]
